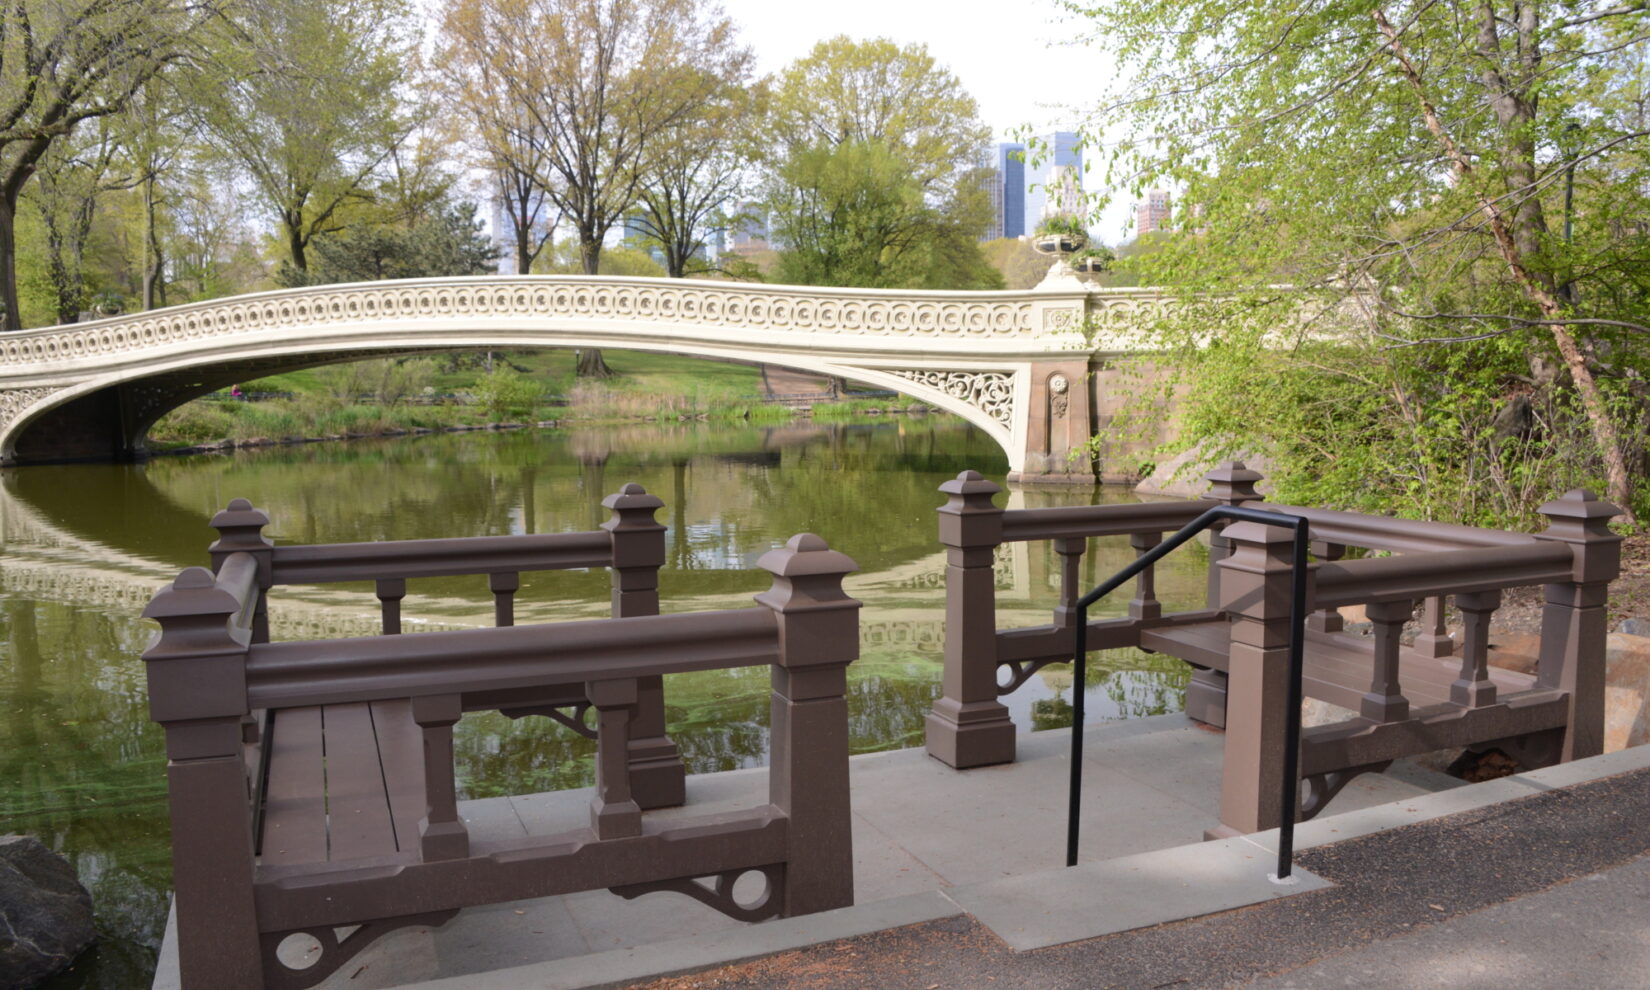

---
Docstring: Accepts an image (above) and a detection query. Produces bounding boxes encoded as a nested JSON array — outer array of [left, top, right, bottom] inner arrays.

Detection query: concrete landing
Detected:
[[153, 714, 1462, 989]]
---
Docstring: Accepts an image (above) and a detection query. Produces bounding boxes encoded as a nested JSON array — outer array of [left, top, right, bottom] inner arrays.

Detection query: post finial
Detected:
[[1537, 488, 1623, 584], [1202, 461, 1265, 504]]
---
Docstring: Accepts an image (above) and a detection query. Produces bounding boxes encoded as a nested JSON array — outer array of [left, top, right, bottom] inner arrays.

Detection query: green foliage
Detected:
[[1035, 214, 1087, 239], [534, 239, 666, 278], [979, 237, 1054, 289], [277, 197, 497, 286], [760, 37, 999, 291], [187, 0, 416, 272], [472, 368, 545, 423], [1068, 0, 1650, 525], [767, 139, 1001, 290]]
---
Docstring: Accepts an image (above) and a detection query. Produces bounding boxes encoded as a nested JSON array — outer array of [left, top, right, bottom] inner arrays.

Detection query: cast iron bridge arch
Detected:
[[0, 274, 1173, 480]]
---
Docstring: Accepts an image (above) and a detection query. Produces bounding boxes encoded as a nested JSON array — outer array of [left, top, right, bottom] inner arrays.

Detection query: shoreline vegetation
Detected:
[[147, 350, 940, 454]]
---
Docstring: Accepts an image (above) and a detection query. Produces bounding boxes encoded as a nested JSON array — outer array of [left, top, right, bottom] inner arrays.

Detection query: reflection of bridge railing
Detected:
[[926, 462, 1623, 841]]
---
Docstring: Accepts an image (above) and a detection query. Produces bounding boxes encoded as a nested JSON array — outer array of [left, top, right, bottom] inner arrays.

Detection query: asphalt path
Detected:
[[638, 766, 1650, 990]]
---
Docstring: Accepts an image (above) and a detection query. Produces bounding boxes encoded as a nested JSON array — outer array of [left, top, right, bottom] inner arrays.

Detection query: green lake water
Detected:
[[0, 417, 1208, 987]]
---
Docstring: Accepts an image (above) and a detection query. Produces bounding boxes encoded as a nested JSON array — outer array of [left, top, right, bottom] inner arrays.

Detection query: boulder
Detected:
[[1134, 444, 1274, 499], [0, 835, 95, 990]]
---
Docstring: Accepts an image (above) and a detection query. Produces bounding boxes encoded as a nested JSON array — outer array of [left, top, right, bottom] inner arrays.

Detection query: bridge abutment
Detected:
[[1009, 357, 1097, 486]]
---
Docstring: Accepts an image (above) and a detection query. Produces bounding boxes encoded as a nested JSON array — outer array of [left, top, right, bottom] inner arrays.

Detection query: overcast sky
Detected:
[[716, 0, 1108, 139]]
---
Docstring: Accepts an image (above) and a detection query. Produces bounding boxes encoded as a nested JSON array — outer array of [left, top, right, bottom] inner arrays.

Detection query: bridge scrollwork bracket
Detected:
[[0, 386, 62, 435], [889, 370, 1014, 427]]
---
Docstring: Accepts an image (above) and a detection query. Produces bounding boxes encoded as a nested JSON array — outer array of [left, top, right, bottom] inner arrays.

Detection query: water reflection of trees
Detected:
[[1027, 651, 1191, 731], [0, 598, 171, 986]]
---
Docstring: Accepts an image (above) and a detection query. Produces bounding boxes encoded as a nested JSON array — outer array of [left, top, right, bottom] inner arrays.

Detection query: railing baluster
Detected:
[[411, 693, 468, 860], [1307, 541, 1345, 632], [375, 578, 405, 635], [489, 571, 519, 627], [1128, 531, 1161, 620], [1452, 590, 1500, 707], [1414, 594, 1455, 657], [1361, 600, 1412, 722], [586, 679, 642, 840], [1053, 536, 1085, 628]]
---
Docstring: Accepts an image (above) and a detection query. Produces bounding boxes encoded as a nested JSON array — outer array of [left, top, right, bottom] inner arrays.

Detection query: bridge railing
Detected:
[[143, 532, 860, 989], [925, 463, 1622, 838], [205, 483, 690, 811]]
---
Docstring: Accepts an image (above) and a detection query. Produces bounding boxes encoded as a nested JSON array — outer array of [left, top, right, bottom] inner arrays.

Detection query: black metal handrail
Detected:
[[1067, 504, 1310, 880]]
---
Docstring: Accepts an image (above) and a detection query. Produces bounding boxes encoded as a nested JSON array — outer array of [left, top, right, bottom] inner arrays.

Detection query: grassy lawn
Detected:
[[244, 349, 765, 401]]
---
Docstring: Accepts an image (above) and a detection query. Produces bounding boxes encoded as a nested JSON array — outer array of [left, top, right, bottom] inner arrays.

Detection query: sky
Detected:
[[715, 0, 1137, 240]]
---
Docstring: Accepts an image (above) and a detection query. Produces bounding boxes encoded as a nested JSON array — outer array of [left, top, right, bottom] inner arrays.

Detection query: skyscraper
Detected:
[[994, 142, 1026, 240], [980, 133, 1084, 242], [1134, 190, 1171, 236], [1023, 132, 1083, 228]]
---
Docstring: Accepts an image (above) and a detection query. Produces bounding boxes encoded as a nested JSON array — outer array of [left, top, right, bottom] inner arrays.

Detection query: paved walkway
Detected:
[[154, 717, 1650, 989], [625, 755, 1650, 990]]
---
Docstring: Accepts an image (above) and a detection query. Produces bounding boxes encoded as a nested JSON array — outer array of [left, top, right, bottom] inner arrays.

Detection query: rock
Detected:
[[0, 836, 95, 990], [1134, 444, 1274, 498], [1617, 617, 1650, 637], [1604, 633, 1650, 752]]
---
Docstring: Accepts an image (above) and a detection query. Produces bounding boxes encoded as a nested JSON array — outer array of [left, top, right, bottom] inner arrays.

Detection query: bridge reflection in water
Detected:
[[0, 420, 1203, 986]]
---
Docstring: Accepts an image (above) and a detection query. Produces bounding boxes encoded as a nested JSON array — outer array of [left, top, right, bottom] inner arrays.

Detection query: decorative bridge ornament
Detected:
[[0, 274, 1179, 480]]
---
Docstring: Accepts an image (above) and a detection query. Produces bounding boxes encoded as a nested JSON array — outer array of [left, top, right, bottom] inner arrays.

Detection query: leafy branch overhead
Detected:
[[1070, 0, 1650, 525]]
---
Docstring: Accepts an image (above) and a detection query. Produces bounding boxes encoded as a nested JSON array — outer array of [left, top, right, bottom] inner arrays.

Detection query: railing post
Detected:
[[1535, 489, 1623, 762], [1190, 461, 1265, 729], [756, 533, 860, 916], [209, 498, 273, 644], [142, 567, 262, 988], [411, 693, 469, 861], [1210, 520, 1298, 839], [925, 470, 1015, 768], [602, 482, 686, 809]]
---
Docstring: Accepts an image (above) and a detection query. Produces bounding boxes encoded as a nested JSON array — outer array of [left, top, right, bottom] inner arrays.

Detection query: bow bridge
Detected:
[[0, 275, 1170, 480]]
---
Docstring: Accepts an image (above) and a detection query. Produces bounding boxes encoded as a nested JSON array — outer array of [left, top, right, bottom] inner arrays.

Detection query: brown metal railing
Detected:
[[927, 462, 1623, 847], [144, 510, 862, 990]]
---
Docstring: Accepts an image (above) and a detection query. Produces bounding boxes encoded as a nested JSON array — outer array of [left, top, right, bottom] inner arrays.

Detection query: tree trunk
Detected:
[[575, 234, 614, 377], [285, 216, 308, 272], [0, 196, 20, 330], [142, 176, 163, 310], [576, 348, 614, 378]]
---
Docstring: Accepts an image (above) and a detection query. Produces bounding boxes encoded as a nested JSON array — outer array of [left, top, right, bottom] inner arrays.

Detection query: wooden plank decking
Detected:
[[1141, 619, 1539, 714], [258, 700, 424, 867]]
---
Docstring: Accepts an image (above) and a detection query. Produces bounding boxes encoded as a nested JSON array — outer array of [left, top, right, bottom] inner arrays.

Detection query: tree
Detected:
[[980, 237, 1053, 290], [277, 195, 497, 286], [760, 37, 999, 290], [1073, 0, 1650, 524], [188, 0, 415, 275], [0, 0, 217, 330], [27, 120, 125, 323], [629, 82, 758, 277], [431, 0, 560, 275], [434, 0, 750, 376], [766, 36, 987, 202]]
